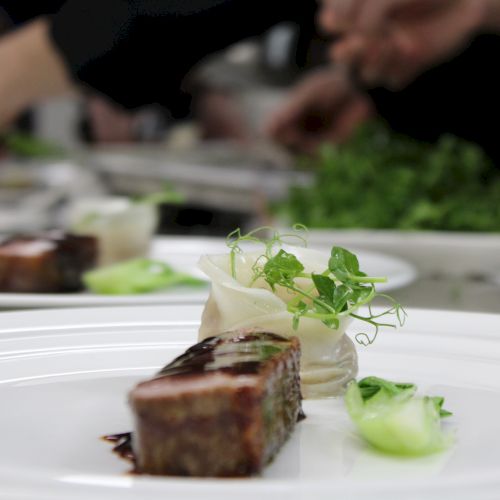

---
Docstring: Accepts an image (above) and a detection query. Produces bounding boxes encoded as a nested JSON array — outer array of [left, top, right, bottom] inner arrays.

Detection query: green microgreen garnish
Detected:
[[226, 225, 406, 345]]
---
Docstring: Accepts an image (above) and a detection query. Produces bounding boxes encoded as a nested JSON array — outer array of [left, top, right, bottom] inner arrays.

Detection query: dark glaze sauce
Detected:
[[102, 433, 135, 469], [154, 331, 291, 379]]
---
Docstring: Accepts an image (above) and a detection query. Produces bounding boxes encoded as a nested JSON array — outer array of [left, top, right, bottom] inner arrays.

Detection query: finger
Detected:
[[266, 69, 355, 149], [264, 107, 293, 140], [389, 0, 456, 24], [390, 26, 417, 55], [359, 31, 420, 88], [324, 96, 373, 143], [318, 4, 337, 32], [358, 38, 400, 85], [284, 70, 351, 115], [384, 31, 428, 88], [357, 0, 413, 33], [265, 93, 315, 145], [266, 110, 301, 147], [285, 124, 332, 154], [321, 0, 368, 31], [330, 34, 368, 66], [265, 82, 318, 137], [356, 0, 449, 34], [370, 25, 433, 88], [295, 92, 373, 152], [296, 136, 324, 155], [280, 127, 303, 149], [267, 98, 308, 136]]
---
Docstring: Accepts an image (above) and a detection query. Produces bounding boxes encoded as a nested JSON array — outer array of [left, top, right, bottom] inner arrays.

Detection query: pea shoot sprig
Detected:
[[226, 226, 406, 345]]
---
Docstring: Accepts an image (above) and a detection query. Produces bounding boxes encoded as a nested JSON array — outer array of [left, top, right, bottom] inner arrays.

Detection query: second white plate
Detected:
[[0, 236, 417, 309]]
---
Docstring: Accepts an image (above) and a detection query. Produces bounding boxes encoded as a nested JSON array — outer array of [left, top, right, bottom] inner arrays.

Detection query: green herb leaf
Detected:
[[292, 300, 308, 330], [428, 396, 453, 418], [329, 246, 386, 284], [329, 246, 358, 281], [311, 273, 336, 301], [332, 284, 354, 312], [320, 315, 340, 330], [263, 249, 304, 289], [358, 376, 416, 401]]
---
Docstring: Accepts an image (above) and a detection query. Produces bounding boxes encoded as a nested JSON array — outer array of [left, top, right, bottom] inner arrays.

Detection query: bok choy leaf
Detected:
[[345, 376, 453, 456]]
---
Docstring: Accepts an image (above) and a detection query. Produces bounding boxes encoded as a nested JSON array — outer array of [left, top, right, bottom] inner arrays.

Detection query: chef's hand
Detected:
[[0, 18, 74, 129], [87, 96, 139, 143], [265, 69, 373, 154], [320, 0, 500, 88]]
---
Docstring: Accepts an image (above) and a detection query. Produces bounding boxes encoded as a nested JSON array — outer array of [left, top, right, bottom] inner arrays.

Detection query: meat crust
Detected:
[[129, 331, 303, 477]]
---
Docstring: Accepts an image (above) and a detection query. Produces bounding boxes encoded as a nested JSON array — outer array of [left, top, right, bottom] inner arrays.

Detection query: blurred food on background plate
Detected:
[[0, 131, 64, 159], [84, 258, 205, 295], [0, 231, 97, 293], [68, 187, 183, 266], [69, 197, 159, 266]]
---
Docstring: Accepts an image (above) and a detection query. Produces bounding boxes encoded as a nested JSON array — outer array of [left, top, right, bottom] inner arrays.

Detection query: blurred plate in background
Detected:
[[305, 229, 500, 278], [0, 236, 416, 310]]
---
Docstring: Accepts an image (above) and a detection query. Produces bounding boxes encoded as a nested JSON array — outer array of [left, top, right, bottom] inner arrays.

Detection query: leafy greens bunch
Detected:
[[227, 226, 406, 345], [281, 121, 500, 231]]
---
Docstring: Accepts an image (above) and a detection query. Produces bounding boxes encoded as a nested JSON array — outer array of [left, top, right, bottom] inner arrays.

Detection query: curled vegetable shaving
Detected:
[[226, 226, 406, 345]]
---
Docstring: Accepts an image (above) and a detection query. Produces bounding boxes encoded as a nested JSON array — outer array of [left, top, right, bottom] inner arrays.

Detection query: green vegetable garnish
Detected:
[[345, 376, 453, 456], [134, 183, 185, 205], [281, 121, 500, 232], [84, 258, 205, 295], [227, 226, 406, 344], [1, 131, 64, 158]]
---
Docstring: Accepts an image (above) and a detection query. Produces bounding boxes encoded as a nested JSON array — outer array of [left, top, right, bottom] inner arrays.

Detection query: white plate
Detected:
[[0, 236, 416, 309], [305, 228, 500, 278], [0, 305, 499, 499]]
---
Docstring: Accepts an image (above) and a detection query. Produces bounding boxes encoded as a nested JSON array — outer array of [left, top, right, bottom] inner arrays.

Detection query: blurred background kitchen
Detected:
[[2, 0, 500, 312]]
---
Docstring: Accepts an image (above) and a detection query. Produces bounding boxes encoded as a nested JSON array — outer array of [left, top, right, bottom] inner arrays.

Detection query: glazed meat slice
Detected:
[[0, 232, 97, 293], [129, 331, 303, 477]]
